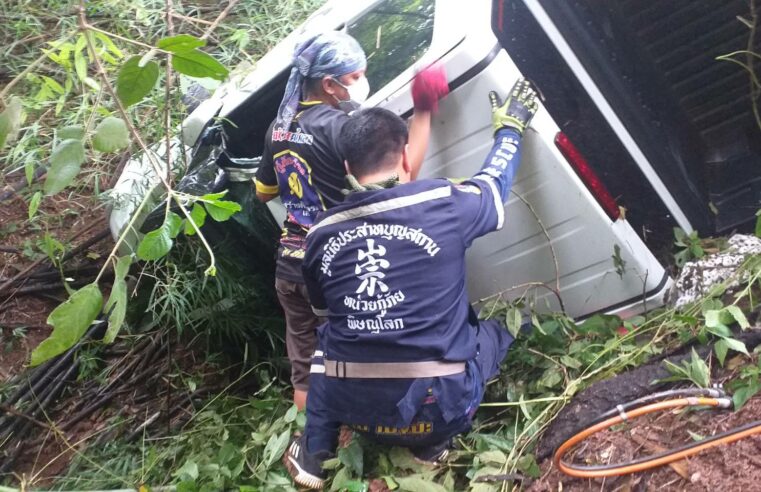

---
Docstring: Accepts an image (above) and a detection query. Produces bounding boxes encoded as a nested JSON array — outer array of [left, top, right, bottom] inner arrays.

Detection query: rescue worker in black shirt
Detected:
[[254, 31, 449, 410], [284, 79, 539, 489]]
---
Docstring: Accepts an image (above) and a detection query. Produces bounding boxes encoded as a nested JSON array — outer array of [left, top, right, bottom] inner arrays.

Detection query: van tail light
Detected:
[[555, 132, 621, 221]]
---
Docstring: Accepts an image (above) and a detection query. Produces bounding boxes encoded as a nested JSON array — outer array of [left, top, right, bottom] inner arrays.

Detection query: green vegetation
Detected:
[[2, 0, 761, 491]]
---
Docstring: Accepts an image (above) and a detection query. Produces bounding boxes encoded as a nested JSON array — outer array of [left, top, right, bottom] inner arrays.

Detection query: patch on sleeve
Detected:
[[454, 183, 482, 195]]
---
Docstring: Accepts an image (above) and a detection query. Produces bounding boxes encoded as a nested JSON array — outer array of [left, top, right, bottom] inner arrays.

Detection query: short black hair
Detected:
[[339, 108, 408, 178]]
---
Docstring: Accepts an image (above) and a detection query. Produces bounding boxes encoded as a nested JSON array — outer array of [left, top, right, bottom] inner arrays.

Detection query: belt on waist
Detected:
[[321, 359, 466, 379]]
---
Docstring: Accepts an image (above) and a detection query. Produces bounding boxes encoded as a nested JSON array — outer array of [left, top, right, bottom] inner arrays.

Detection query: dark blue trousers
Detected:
[[303, 320, 513, 454]]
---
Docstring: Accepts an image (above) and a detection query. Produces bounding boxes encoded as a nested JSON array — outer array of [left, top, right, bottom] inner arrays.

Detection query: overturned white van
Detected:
[[113, 0, 720, 320]]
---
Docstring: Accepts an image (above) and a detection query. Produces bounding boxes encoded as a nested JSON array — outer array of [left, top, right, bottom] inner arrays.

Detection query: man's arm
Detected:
[[255, 123, 280, 203], [255, 187, 278, 203], [407, 64, 449, 180], [407, 109, 431, 180], [454, 79, 538, 244], [474, 79, 538, 204]]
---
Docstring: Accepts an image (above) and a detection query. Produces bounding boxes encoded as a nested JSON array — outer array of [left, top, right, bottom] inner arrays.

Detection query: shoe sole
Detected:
[[285, 453, 325, 490], [413, 448, 449, 466]]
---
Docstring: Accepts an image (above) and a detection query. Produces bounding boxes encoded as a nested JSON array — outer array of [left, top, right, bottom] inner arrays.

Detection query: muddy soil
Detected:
[[531, 340, 761, 492], [0, 178, 109, 380], [530, 395, 761, 492]]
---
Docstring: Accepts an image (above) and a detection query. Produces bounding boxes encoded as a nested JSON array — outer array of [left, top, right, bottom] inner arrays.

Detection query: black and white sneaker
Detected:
[[411, 440, 451, 465], [285, 434, 333, 490]]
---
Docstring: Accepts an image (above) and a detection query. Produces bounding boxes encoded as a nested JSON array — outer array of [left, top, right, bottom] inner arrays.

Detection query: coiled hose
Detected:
[[554, 387, 761, 478]]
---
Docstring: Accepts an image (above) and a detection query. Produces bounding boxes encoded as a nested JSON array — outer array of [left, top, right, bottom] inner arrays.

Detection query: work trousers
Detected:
[[303, 319, 513, 453], [275, 277, 321, 392]]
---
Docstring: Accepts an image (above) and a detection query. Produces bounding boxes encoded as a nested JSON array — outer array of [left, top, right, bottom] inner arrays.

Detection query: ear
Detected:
[[401, 144, 412, 175], [322, 76, 338, 96]]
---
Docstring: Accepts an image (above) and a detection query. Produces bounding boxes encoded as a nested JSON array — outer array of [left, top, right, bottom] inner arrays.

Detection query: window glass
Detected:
[[347, 0, 436, 97]]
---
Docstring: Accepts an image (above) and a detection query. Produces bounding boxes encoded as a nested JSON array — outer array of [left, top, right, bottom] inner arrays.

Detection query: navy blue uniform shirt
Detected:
[[301, 128, 522, 426]]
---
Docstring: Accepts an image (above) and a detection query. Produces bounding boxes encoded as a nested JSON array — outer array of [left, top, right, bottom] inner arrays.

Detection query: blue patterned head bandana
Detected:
[[276, 31, 367, 130]]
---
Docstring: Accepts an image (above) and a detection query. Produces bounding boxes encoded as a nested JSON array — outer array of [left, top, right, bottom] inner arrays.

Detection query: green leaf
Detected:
[[538, 367, 563, 388], [0, 96, 24, 149], [705, 322, 732, 338], [74, 45, 87, 81], [171, 49, 228, 81], [176, 482, 197, 492], [723, 337, 749, 356], [116, 56, 159, 107], [205, 200, 241, 222], [174, 459, 199, 481], [283, 404, 298, 423], [103, 255, 131, 343], [470, 484, 500, 492], [388, 447, 423, 472], [725, 305, 751, 330], [442, 469, 455, 492], [560, 355, 582, 369], [25, 160, 35, 186], [137, 221, 174, 261], [58, 125, 84, 140], [329, 467, 352, 492], [715, 339, 729, 366], [322, 457, 341, 470], [166, 211, 183, 238], [93, 31, 123, 59], [705, 309, 735, 329], [577, 314, 621, 335], [28, 191, 42, 220], [93, 116, 129, 153], [756, 210, 761, 238], [262, 430, 289, 469], [505, 307, 521, 338], [673, 227, 688, 246], [184, 203, 207, 235], [516, 454, 541, 478], [733, 378, 761, 410], [341, 481, 369, 492], [396, 476, 447, 492], [157, 34, 206, 52], [201, 191, 228, 201], [478, 449, 507, 464], [30, 283, 103, 366], [338, 440, 363, 476], [689, 348, 710, 388], [44, 138, 86, 195]]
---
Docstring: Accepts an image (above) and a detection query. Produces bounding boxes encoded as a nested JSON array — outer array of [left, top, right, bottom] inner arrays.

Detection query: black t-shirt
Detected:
[[255, 102, 349, 282]]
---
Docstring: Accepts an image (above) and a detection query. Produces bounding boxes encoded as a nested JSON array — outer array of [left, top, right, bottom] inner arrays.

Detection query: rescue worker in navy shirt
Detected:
[[284, 79, 539, 489], [255, 31, 449, 410]]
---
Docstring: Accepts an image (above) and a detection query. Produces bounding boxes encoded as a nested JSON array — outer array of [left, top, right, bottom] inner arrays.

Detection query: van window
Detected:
[[348, 0, 435, 96]]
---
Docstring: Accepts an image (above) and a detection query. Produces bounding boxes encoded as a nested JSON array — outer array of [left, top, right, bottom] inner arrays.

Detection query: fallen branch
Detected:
[[200, 0, 241, 40]]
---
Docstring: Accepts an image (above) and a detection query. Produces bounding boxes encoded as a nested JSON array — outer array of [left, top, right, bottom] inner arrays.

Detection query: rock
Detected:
[[668, 234, 761, 308]]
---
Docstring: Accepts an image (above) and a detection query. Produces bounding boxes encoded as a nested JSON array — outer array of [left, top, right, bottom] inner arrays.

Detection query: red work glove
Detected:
[[411, 64, 449, 113]]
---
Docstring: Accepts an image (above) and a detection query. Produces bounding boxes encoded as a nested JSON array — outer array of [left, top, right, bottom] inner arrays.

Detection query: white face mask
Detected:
[[333, 76, 370, 105]]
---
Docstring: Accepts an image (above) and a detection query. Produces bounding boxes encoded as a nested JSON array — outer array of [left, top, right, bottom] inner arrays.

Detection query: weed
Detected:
[[660, 348, 712, 388], [728, 356, 761, 410], [673, 227, 705, 267]]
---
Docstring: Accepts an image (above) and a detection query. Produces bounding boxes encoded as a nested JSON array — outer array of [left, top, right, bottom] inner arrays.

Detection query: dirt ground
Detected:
[[0, 171, 111, 380], [531, 391, 761, 491]]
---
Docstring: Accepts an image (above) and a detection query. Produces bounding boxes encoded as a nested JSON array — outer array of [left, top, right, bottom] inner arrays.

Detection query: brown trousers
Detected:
[[275, 277, 321, 391]]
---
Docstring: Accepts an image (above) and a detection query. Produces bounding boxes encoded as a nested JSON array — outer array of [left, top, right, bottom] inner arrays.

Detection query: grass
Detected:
[[3, 0, 761, 490]]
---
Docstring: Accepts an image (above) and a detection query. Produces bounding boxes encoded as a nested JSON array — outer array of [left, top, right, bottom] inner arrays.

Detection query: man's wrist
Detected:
[[494, 127, 522, 141]]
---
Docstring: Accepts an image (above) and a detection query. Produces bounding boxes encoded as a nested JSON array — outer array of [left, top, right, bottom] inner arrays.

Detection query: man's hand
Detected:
[[489, 78, 538, 135], [411, 64, 449, 113]]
